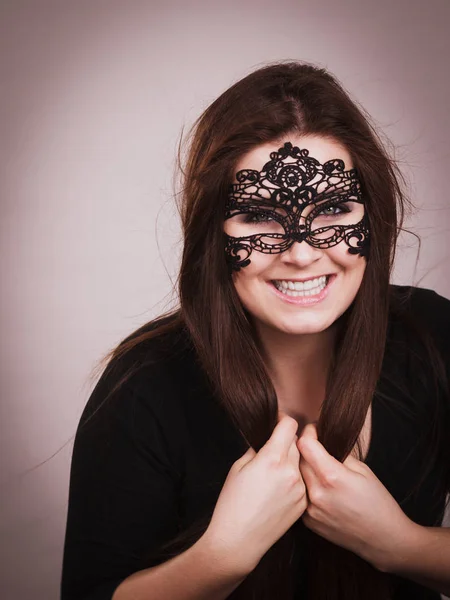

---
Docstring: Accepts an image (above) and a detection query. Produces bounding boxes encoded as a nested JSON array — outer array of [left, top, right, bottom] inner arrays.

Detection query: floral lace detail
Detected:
[[224, 142, 370, 271]]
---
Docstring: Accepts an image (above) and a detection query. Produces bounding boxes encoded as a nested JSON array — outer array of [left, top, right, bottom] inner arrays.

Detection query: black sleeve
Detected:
[[60, 367, 182, 600], [416, 288, 450, 495], [422, 288, 450, 394]]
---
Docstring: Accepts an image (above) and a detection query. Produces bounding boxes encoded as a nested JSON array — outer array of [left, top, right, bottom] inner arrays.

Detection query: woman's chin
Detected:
[[268, 316, 332, 335]]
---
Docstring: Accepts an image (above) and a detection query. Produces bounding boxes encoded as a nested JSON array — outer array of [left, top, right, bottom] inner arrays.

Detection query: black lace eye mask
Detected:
[[223, 141, 370, 272]]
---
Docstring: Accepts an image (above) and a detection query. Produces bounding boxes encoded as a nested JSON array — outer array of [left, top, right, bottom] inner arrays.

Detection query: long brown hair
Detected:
[[88, 60, 449, 599]]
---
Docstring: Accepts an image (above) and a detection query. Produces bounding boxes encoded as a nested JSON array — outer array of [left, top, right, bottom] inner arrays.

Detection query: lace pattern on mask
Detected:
[[224, 141, 370, 271]]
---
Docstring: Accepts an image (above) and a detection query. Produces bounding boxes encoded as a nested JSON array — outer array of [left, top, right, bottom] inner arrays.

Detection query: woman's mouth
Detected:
[[268, 274, 336, 304]]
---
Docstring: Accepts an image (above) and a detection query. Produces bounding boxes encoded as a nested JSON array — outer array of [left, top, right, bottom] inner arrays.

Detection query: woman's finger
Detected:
[[287, 433, 301, 468], [262, 415, 298, 461]]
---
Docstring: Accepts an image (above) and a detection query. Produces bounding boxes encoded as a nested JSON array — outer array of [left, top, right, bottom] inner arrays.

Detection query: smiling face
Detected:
[[223, 134, 368, 335]]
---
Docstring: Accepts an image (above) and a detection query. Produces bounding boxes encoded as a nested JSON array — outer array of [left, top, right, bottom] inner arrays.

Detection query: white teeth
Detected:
[[275, 276, 327, 290], [273, 275, 329, 297]]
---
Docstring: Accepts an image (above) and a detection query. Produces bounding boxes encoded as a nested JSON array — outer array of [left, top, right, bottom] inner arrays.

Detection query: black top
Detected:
[[60, 285, 450, 600]]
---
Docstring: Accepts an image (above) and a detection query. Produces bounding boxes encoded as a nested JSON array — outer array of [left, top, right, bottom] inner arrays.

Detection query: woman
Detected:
[[60, 61, 450, 600]]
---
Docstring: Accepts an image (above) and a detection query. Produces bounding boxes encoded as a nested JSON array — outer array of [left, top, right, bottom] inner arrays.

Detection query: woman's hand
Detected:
[[204, 412, 308, 574], [297, 423, 416, 571]]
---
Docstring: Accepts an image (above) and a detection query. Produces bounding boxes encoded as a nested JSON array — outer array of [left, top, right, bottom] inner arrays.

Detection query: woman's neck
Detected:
[[254, 320, 339, 425]]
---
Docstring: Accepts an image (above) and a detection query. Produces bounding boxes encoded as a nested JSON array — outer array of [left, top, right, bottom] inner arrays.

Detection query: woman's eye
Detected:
[[244, 212, 274, 224], [318, 204, 350, 217]]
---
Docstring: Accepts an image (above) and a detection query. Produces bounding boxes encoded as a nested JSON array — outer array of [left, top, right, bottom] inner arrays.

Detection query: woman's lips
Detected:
[[268, 274, 337, 305]]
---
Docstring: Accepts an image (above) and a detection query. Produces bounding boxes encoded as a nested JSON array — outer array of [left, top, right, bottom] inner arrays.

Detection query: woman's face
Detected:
[[224, 134, 367, 336]]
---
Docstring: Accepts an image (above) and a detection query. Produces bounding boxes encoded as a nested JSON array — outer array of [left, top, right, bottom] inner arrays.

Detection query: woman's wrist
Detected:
[[199, 529, 258, 578]]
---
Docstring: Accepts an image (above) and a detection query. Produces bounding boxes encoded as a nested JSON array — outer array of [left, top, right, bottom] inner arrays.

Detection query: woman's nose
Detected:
[[279, 240, 323, 267]]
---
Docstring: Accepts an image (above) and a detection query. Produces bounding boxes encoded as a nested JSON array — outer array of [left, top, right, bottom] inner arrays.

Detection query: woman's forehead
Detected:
[[232, 135, 354, 182]]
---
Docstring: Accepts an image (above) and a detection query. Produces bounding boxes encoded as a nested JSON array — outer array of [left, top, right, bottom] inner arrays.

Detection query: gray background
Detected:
[[1, 1, 449, 599]]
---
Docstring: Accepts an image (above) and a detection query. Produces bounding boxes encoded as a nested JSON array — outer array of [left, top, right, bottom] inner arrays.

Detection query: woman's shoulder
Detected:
[[110, 310, 195, 372], [389, 283, 450, 318], [388, 283, 450, 354], [389, 283, 450, 309], [82, 311, 201, 425]]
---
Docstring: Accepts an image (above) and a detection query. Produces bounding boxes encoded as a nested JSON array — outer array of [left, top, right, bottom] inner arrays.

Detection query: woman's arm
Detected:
[[377, 523, 450, 597], [112, 531, 251, 600], [60, 371, 199, 600]]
